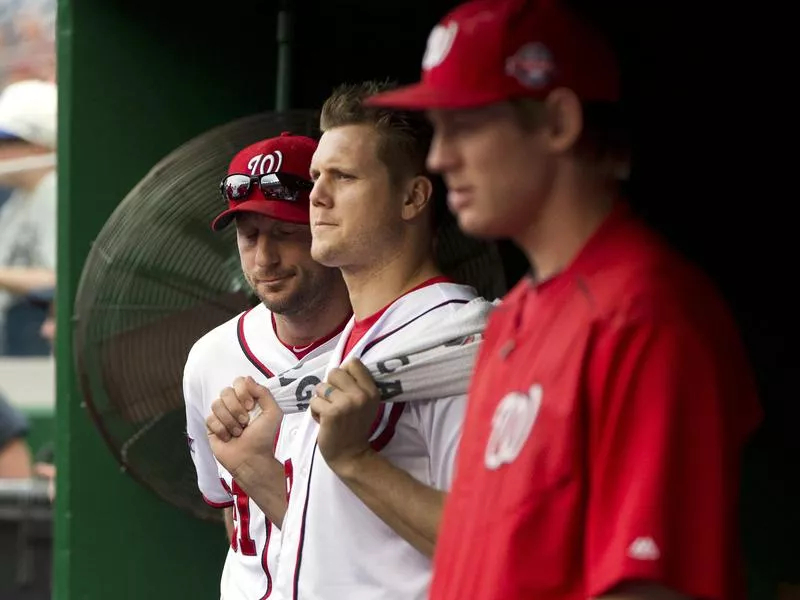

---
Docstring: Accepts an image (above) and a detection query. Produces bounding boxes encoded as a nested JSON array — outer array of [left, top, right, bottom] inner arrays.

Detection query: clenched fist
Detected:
[[206, 376, 283, 480], [310, 359, 382, 474]]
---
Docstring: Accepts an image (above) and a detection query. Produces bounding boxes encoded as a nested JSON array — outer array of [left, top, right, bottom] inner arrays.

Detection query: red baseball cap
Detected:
[[211, 132, 317, 231], [366, 0, 619, 110]]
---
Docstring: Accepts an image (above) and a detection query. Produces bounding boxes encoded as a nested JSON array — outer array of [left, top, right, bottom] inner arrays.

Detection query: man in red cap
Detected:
[[367, 1, 762, 599], [183, 133, 351, 600]]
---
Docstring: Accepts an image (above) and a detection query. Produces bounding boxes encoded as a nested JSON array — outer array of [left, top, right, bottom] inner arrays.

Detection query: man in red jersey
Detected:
[[366, 0, 763, 598]]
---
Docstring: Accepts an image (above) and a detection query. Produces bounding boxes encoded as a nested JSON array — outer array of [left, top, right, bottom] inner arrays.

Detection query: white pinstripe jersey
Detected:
[[183, 303, 344, 600], [272, 283, 475, 600]]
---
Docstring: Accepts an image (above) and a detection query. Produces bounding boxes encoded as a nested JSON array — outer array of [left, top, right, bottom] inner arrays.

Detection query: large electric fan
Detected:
[[73, 110, 508, 522]]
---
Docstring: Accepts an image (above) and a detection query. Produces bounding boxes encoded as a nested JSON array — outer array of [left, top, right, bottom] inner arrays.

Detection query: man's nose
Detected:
[[427, 131, 455, 175], [254, 233, 280, 267], [310, 177, 332, 208]]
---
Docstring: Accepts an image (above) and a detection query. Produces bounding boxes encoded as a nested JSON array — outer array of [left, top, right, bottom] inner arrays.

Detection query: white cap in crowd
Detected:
[[0, 79, 57, 150]]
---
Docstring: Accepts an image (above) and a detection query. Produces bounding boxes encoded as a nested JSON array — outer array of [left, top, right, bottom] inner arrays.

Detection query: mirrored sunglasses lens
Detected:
[[262, 185, 297, 201], [259, 174, 299, 202], [224, 175, 252, 201]]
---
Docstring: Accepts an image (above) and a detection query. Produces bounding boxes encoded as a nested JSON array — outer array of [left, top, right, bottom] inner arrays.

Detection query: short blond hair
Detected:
[[320, 80, 433, 187]]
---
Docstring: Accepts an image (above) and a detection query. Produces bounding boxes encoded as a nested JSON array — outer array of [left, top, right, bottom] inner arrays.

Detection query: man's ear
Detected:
[[540, 87, 584, 154], [401, 175, 434, 221]]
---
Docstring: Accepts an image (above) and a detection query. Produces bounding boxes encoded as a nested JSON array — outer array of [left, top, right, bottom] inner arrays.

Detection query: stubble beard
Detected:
[[247, 269, 335, 319]]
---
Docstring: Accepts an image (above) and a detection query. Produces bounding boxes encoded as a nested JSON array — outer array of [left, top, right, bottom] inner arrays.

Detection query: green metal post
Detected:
[[54, 1, 275, 598]]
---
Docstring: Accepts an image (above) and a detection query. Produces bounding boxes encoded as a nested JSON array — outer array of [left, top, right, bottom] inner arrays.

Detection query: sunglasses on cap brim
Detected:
[[219, 172, 313, 204]]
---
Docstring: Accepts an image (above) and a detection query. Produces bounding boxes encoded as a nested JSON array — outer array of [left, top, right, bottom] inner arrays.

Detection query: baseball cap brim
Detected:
[[365, 82, 509, 110], [0, 128, 23, 142], [211, 199, 310, 231]]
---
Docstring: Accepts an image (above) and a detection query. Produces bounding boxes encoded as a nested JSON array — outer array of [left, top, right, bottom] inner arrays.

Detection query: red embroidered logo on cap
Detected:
[[505, 42, 555, 89]]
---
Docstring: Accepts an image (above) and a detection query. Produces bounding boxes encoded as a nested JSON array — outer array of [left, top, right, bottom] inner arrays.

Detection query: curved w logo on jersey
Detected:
[[248, 150, 284, 176], [484, 383, 542, 470]]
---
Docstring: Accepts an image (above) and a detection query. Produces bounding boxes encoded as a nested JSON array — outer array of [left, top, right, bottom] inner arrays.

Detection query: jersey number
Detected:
[[230, 481, 258, 556]]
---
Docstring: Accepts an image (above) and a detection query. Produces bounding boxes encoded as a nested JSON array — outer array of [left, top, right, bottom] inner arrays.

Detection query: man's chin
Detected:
[[258, 286, 313, 316], [254, 280, 288, 303], [310, 245, 343, 269], [259, 294, 297, 315], [456, 212, 506, 240]]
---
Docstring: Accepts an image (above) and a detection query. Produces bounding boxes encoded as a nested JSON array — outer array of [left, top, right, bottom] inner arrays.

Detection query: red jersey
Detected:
[[429, 204, 762, 600]]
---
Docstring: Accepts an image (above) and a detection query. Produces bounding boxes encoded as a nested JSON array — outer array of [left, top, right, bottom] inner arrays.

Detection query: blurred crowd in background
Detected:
[[0, 0, 56, 487]]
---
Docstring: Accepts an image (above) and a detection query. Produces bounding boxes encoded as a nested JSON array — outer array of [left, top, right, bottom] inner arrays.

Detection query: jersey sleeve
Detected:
[[584, 312, 761, 598], [411, 395, 468, 490], [183, 347, 233, 508]]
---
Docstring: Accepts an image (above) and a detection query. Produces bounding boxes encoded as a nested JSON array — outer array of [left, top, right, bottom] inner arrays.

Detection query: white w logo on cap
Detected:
[[247, 150, 284, 176], [422, 22, 459, 70]]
